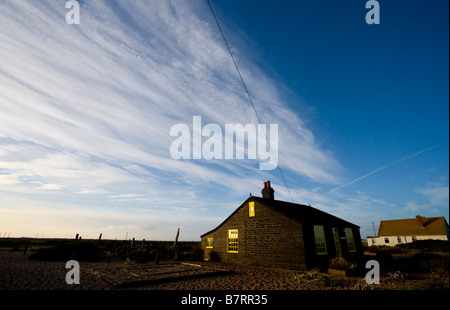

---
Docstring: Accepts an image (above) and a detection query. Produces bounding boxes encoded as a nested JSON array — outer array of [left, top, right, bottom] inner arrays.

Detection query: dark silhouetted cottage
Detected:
[[201, 181, 363, 270]]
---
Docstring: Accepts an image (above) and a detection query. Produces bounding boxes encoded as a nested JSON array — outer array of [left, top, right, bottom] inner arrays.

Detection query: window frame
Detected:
[[344, 227, 357, 252], [249, 201, 255, 217], [227, 229, 239, 253], [206, 238, 213, 249], [332, 227, 342, 257], [313, 225, 328, 255]]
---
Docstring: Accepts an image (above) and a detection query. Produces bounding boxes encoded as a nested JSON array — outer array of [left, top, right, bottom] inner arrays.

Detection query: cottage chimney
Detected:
[[261, 181, 274, 200], [416, 215, 425, 228]]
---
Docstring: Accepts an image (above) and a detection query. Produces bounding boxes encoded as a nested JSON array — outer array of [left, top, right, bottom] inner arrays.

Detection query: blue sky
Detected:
[[0, 0, 448, 240]]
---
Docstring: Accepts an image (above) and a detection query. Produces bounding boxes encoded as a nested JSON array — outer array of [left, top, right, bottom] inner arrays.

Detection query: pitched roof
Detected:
[[252, 197, 359, 228], [201, 196, 359, 237], [378, 216, 449, 236]]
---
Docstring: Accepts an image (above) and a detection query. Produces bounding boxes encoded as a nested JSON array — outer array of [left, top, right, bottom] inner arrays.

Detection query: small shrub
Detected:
[[28, 241, 101, 262], [188, 247, 204, 261], [209, 250, 221, 262], [368, 245, 403, 254], [328, 257, 356, 270], [292, 269, 334, 287], [412, 271, 449, 290], [374, 252, 393, 268], [397, 240, 449, 252], [388, 270, 409, 279]]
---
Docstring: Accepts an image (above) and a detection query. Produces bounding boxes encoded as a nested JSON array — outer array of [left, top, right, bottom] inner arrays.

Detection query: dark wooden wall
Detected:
[[302, 223, 363, 270]]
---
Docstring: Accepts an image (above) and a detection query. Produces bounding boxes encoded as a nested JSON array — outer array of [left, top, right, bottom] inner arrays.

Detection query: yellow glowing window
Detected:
[[314, 225, 327, 255], [206, 238, 213, 248], [227, 229, 238, 253], [344, 228, 356, 252], [249, 201, 255, 217]]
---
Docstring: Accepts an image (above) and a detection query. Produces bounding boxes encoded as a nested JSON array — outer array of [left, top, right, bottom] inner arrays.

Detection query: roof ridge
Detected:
[[381, 216, 445, 222]]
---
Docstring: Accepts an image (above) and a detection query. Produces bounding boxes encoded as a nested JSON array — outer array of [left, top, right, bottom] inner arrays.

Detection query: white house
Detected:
[[367, 215, 449, 247]]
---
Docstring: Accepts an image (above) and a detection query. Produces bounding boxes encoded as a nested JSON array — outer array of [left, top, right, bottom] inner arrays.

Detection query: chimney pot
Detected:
[[416, 215, 424, 228], [261, 180, 274, 200]]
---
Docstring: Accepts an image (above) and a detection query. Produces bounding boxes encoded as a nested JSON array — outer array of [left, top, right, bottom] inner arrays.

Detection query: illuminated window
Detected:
[[249, 201, 255, 217], [344, 228, 356, 252], [227, 229, 238, 253], [314, 225, 327, 255], [206, 238, 213, 248]]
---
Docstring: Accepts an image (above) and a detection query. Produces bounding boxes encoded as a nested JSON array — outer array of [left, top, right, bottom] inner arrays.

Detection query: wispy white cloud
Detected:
[[404, 183, 450, 215], [0, 0, 422, 240], [0, 174, 19, 185], [405, 202, 429, 213], [416, 184, 449, 206], [39, 183, 65, 190], [77, 189, 110, 195], [0, 0, 340, 189]]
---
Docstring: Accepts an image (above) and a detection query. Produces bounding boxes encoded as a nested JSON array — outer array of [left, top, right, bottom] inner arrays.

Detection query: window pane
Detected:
[[249, 201, 255, 217], [227, 229, 238, 253], [314, 225, 327, 255], [344, 228, 356, 252]]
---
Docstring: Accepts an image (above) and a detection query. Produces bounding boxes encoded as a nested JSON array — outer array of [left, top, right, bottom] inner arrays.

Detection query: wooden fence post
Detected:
[[174, 228, 180, 247]]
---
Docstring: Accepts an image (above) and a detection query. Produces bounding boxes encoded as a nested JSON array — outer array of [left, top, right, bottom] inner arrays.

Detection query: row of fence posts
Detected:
[[20, 228, 181, 261], [96, 227, 180, 263]]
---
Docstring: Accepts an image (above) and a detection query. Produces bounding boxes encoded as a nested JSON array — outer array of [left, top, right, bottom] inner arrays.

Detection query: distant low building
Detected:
[[201, 181, 363, 270], [367, 215, 449, 247]]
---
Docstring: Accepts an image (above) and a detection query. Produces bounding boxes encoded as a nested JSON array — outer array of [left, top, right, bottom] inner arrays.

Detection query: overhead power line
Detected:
[[205, 0, 294, 202]]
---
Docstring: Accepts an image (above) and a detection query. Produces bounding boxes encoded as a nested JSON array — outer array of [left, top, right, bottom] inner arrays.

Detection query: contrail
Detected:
[[330, 145, 440, 193]]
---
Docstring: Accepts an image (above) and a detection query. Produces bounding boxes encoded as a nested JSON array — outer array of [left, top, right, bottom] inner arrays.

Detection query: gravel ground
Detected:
[[0, 252, 308, 290], [0, 252, 112, 290], [0, 252, 341, 290], [1, 252, 447, 290]]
